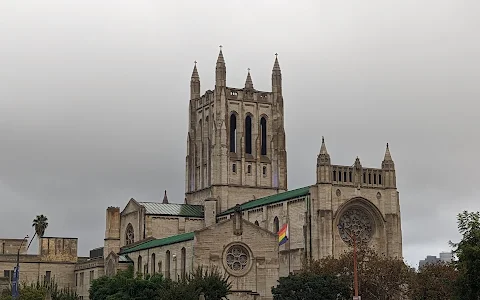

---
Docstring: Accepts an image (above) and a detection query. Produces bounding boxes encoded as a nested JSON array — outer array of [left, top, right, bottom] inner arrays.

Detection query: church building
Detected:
[[99, 48, 403, 300], [0, 48, 403, 300]]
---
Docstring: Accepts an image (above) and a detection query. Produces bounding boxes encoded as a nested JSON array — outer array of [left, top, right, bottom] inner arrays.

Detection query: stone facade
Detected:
[[0, 237, 82, 292], [1, 49, 403, 300], [185, 50, 287, 212]]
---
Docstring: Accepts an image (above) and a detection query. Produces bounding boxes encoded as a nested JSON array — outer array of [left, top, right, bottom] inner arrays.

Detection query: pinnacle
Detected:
[[216, 45, 225, 65], [245, 68, 253, 89], [273, 53, 281, 72], [319, 136, 328, 155], [162, 190, 169, 204], [191, 61, 199, 79], [383, 143, 393, 161]]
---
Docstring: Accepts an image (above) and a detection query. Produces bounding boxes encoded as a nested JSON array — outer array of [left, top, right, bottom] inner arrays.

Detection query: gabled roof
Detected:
[[217, 186, 311, 217], [138, 202, 204, 218], [119, 232, 195, 254]]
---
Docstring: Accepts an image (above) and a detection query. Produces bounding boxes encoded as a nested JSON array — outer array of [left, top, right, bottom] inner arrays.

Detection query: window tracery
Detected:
[[223, 243, 252, 276], [338, 208, 373, 245]]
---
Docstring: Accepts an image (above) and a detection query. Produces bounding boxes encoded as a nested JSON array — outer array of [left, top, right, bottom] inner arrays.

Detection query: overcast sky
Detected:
[[1, 0, 479, 268]]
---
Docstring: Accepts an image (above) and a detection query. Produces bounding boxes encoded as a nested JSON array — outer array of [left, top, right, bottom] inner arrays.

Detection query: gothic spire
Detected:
[[162, 190, 169, 204], [317, 136, 331, 165], [272, 53, 282, 95], [216, 45, 226, 86], [382, 143, 395, 170], [191, 61, 199, 80], [319, 136, 328, 155], [383, 143, 393, 161], [216, 45, 225, 66], [190, 61, 200, 99], [273, 53, 281, 73], [245, 68, 253, 89]]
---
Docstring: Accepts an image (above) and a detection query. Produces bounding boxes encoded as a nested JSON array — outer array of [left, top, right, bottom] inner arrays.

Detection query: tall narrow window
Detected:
[[379, 174, 382, 185], [181, 247, 186, 280], [333, 171, 337, 181], [230, 114, 237, 152], [165, 251, 171, 279], [374, 174, 377, 184], [138, 256, 143, 274], [260, 117, 267, 155], [204, 116, 209, 138], [274, 216, 280, 233], [151, 253, 156, 274], [245, 115, 252, 154], [349, 172, 352, 182]]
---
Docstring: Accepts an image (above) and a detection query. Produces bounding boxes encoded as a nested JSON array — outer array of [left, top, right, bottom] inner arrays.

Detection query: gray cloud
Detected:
[[1, 0, 479, 267]]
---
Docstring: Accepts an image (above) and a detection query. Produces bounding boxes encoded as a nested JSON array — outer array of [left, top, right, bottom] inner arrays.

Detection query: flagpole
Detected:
[[286, 221, 290, 274]]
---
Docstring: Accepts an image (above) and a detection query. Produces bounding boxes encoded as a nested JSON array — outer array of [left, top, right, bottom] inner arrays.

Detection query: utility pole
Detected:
[[337, 224, 360, 300]]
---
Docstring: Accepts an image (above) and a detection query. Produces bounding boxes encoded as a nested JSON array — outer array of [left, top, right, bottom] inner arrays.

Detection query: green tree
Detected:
[[450, 210, 480, 300], [272, 273, 349, 300], [89, 265, 231, 300], [305, 247, 413, 299], [28, 215, 49, 250], [410, 262, 459, 300]]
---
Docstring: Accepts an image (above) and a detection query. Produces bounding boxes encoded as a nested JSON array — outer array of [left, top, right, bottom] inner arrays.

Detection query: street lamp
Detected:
[[12, 235, 29, 299], [337, 224, 360, 300]]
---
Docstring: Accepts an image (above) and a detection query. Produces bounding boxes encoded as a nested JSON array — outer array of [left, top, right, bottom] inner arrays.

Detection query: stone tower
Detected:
[[185, 48, 288, 212], [310, 139, 403, 259]]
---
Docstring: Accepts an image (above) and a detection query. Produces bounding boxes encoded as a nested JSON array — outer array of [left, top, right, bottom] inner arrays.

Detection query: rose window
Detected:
[[338, 208, 373, 245], [223, 244, 252, 276]]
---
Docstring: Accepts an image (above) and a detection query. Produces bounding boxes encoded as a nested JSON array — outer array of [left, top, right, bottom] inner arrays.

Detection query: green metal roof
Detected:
[[217, 186, 311, 217], [138, 202, 204, 218], [119, 232, 195, 254], [118, 255, 133, 263]]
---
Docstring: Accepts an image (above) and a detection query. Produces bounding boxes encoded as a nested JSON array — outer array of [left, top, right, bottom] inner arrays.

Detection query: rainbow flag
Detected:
[[278, 223, 289, 246]]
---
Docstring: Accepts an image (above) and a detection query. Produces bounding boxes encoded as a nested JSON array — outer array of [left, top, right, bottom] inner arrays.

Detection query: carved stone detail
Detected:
[[338, 208, 373, 245], [223, 243, 252, 277]]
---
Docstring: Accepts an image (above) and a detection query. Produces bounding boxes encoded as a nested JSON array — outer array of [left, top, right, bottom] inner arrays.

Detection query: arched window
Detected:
[[137, 255, 142, 274], [181, 247, 186, 280], [230, 114, 237, 153], [263, 166, 267, 175], [245, 115, 252, 154], [151, 253, 156, 274], [274, 216, 280, 233], [247, 165, 252, 174], [165, 250, 171, 279], [254, 220, 259, 226], [125, 223, 134, 245], [260, 117, 267, 155]]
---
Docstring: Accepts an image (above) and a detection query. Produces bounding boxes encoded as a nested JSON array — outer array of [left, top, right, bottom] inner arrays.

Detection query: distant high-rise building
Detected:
[[439, 251, 454, 263], [419, 251, 454, 268]]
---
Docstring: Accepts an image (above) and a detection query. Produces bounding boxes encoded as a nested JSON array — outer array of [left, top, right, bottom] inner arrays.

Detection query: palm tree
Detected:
[[27, 215, 49, 250]]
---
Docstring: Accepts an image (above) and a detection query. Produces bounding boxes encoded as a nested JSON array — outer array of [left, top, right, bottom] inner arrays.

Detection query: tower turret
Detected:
[[245, 68, 253, 89], [272, 53, 282, 95], [316, 137, 331, 183], [215, 46, 226, 87], [190, 61, 200, 100], [382, 143, 396, 188]]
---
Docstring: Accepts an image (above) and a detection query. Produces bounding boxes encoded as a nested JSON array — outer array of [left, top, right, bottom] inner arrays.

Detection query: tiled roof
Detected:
[[119, 232, 195, 254], [138, 202, 204, 218], [217, 186, 311, 217]]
